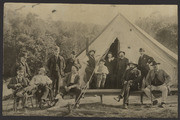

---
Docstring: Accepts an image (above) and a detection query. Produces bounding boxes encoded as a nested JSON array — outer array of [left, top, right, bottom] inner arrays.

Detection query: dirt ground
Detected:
[[2, 94, 178, 118]]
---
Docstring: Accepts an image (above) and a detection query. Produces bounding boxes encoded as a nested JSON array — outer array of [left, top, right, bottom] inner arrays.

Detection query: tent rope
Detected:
[[72, 40, 113, 109]]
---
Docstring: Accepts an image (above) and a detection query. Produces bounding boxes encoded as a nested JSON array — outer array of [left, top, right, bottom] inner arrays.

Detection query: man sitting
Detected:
[[94, 59, 109, 89], [114, 61, 141, 109], [27, 67, 52, 103], [144, 61, 171, 108], [59, 65, 82, 108], [7, 67, 29, 110]]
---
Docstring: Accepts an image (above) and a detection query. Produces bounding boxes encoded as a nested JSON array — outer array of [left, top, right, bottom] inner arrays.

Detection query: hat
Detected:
[[119, 51, 125, 55], [139, 48, 145, 52], [39, 67, 46, 72], [71, 51, 76, 55], [100, 58, 106, 62], [151, 61, 160, 66], [88, 50, 96, 54], [128, 61, 138, 66]]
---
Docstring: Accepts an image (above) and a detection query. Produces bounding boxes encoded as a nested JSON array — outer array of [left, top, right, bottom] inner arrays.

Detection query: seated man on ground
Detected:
[[27, 67, 52, 104], [114, 61, 141, 109], [94, 59, 109, 89], [143, 61, 171, 108], [59, 65, 82, 108], [7, 67, 29, 109]]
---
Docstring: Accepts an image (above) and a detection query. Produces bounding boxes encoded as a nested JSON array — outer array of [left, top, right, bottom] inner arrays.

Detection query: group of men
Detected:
[[84, 48, 171, 109], [7, 45, 171, 110]]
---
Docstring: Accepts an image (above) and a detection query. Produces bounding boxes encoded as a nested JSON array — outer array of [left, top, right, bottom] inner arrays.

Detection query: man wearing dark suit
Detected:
[[11, 52, 32, 79], [116, 51, 129, 89], [138, 48, 154, 89], [8, 67, 29, 109], [60, 65, 82, 108], [47, 46, 66, 96], [114, 61, 141, 109]]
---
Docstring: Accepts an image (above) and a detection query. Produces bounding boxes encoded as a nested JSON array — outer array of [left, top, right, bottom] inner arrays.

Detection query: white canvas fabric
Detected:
[[77, 13, 178, 87]]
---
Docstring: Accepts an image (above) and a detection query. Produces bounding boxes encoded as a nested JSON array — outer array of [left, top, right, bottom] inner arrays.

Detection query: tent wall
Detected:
[[77, 14, 178, 86]]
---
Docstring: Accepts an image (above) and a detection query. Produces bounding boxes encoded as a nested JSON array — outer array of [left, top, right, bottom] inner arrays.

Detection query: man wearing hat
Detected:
[[116, 51, 129, 89], [84, 50, 96, 88], [59, 65, 82, 108], [28, 67, 52, 103], [47, 46, 66, 96], [64, 51, 81, 74], [114, 61, 141, 109], [144, 61, 171, 108], [8, 67, 29, 110], [94, 59, 109, 89], [11, 52, 32, 79], [138, 48, 154, 89]]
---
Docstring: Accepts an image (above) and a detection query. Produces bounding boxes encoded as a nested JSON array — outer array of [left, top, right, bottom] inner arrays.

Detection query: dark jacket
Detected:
[[105, 58, 117, 75], [64, 73, 80, 88], [11, 61, 31, 78], [145, 69, 171, 86], [64, 58, 81, 73], [116, 57, 129, 77], [85, 55, 96, 73], [47, 55, 66, 77], [138, 54, 154, 71], [122, 68, 141, 83], [7, 77, 28, 90]]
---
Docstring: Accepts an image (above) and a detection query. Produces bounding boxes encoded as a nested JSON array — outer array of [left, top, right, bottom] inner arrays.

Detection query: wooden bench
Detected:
[[64, 88, 178, 104]]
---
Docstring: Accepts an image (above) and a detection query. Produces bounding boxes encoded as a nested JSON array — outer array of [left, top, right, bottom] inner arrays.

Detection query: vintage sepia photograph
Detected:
[[2, 3, 178, 118]]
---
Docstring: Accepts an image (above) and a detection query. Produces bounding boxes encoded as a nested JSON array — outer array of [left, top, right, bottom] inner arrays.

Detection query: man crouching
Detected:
[[59, 65, 82, 108], [114, 61, 141, 109]]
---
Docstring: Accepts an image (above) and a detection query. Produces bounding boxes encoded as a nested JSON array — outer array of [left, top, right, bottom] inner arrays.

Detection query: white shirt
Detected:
[[30, 75, 52, 86], [94, 65, 109, 74]]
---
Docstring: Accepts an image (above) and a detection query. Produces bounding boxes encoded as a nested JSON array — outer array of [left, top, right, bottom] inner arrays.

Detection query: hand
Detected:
[[124, 81, 127, 84], [15, 83, 21, 87], [147, 85, 152, 89]]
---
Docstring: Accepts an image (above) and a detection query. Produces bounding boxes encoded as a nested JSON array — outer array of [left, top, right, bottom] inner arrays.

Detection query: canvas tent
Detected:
[[77, 13, 178, 87]]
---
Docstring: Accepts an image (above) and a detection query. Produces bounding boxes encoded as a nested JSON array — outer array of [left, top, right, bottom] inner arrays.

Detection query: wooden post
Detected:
[[100, 95, 103, 104], [140, 92, 144, 104]]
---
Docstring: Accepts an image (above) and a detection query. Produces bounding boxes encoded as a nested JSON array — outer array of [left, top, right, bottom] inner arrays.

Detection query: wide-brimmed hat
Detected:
[[151, 61, 160, 66], [100, 58, 106, 62], [88, 50, 96, 54], [128, 61, 138, 66], [139, 48, 145, 52], [118, 51, 125, 55]]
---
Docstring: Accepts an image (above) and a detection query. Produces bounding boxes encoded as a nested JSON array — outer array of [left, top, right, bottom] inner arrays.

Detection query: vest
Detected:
[[151, 72, 163, 86]]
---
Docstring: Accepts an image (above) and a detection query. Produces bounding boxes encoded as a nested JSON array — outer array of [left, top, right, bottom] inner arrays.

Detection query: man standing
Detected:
[[47, 46, 66, 96], [144, 61, 171, 108], [114, 61, 141, 109], [84, 50, 96, 88], [138, 48, 154, 89], [116, 51, 129, 89], [11, 52, 32, 79], [64, 51, 81, 74]]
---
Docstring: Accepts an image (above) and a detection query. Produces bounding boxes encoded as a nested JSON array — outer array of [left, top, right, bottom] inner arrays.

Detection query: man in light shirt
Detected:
[[26, 67, 52, 102]]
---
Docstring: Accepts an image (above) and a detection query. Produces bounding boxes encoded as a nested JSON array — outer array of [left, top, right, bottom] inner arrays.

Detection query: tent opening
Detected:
[[105, 38, 120, 59]]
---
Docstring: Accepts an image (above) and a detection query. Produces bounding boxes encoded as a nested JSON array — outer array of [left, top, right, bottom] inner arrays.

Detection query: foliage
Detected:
[[3, 10, 104, 78], [135, 13, 178, 54]]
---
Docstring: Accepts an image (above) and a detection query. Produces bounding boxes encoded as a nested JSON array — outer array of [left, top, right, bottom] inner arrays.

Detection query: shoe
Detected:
[[159, 102, 166, 108], [152, 100, 158, 105], [114, 95, 123, 102], [123, 104, 128, 109]]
